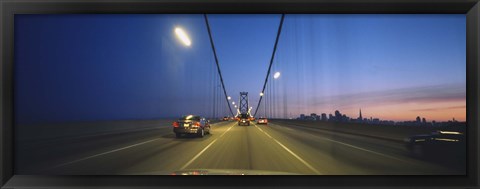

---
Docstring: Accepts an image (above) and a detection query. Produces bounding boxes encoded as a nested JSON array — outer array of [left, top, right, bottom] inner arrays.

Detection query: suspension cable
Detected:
[[204, 14, 235, 117], [254, 14, 285, 117]]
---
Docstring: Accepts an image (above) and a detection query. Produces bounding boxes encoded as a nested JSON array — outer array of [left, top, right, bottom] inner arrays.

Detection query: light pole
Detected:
[[272, 71, 280, 118]]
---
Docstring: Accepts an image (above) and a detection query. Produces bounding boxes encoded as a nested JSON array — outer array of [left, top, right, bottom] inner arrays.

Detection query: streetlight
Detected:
[[174, 27, 191, 46], [273, 71, 281, 79], [260, 92, 264, 96], [232, 102, 235, 105], [227, 96, 231, 100]]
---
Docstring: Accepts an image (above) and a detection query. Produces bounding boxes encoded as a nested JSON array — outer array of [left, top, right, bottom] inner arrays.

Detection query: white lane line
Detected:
[[270, 123, 409, 163], [254, 125, 322, 175], [180, 123, 235, 170], [51, 138, 162, 169], [256, 127, 274, 139], [320, 136, 409, 163], [219, 124, 235, 137], [180, 138, 219, 170]]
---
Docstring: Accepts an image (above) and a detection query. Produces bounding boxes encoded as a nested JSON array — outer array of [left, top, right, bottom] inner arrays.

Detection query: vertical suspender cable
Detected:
[[212, 57, 216, 119]]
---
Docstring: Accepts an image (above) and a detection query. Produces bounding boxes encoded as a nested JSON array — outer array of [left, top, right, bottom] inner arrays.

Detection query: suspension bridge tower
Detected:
[[239, 92, 249, 116]]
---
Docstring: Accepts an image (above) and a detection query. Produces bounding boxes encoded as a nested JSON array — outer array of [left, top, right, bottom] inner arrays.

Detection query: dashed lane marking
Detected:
[[254, 125, 323, 174], [180, 122, 235, 170]]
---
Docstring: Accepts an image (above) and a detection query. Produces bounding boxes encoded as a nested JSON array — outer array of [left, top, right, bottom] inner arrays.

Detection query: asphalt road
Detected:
[[16, 120, 465, 175]]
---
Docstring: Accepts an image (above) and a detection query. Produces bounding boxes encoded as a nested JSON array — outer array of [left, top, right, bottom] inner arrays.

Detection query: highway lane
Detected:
[[16, 120, 464, 175], [262, 121, 464, 174]]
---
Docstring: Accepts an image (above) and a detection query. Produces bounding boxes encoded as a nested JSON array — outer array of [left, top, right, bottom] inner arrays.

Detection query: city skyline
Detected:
[[294, 108, 464, 124], [277, 83, 466, 122]]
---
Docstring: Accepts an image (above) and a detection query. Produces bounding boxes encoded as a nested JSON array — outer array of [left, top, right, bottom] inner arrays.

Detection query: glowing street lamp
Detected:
[[232, 102, 235, 105], [227, 96, 231, 100], [273, 72, 281, 79], [260, 92, 264, 96], [174, 27, 191, 46]]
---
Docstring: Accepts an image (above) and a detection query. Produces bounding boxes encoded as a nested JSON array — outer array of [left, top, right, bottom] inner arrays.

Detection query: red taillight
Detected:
[[194, 122, 201, 126], [173, 121, 179, 127]]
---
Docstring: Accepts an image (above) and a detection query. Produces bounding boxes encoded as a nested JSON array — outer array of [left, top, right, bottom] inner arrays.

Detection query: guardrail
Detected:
[[270, 119, 466, 143]]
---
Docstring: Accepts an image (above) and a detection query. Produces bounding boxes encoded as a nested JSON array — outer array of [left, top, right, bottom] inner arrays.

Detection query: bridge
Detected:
[[14, 14, 466, 175]]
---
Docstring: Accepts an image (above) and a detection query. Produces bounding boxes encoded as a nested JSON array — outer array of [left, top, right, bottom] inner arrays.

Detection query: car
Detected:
[[238, 114, 250, 126], [404, 130, 466, 158], [257, 117, 268, 124], [173, 115, 211, 138]]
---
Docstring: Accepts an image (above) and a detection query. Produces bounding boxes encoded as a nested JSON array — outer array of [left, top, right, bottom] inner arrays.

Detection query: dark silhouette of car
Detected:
[[238, 114, 250, 126], [173, 115, 211, 138], [257, 117, 268, 124], [404, 130, 465, 158]]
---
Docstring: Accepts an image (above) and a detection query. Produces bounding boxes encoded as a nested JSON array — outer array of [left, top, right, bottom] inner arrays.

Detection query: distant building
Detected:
[[358, 108, 363, 122], [334, 110, 342, 122], [295, 109, 463, 127], [305, 115, 315, 121], [321, 113, 327, 121]]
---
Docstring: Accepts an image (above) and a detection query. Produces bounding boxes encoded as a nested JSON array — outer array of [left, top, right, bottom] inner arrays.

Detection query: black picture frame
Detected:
[[1, 0, 479, 188]]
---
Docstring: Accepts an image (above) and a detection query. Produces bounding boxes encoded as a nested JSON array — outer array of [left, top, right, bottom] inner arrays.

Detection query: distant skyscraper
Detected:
[[334, 110, 341, 122], [416, 116, 421, 123], [358, 108, 363, 122], [321, 113, 327, 121]]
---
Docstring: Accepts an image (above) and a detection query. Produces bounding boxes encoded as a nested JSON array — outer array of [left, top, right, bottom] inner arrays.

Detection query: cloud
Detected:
[[411, 105, 466, 112], [309, 83, 466, 109]]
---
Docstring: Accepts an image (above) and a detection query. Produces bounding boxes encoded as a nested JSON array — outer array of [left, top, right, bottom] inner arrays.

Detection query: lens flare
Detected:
[[174, 27, 191, 46]]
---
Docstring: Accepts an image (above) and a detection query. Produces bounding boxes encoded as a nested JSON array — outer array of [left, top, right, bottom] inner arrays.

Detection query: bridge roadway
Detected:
[[16, 120, 464, 175]]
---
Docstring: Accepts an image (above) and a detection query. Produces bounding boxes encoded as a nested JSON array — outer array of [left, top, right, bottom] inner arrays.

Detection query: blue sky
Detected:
[[262, 14, 466, 121], [14, 14, 465, 124]]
